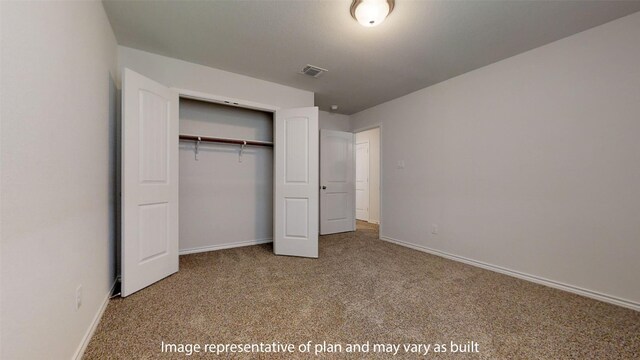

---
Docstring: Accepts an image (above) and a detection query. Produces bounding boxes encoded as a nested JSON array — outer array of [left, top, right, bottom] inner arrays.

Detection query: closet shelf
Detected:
[[179, 134, 273, 147]]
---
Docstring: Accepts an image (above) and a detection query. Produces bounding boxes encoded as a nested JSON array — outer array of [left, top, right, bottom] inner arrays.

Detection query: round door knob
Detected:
[[321, 186, 327, 190]]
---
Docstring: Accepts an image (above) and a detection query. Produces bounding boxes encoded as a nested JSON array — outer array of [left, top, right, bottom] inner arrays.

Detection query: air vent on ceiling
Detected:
[[300, 64, 328, 78]]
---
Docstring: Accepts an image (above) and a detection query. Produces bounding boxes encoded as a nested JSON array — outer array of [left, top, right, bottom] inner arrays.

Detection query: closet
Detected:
[[178, 99, 274, 254], [121, 68, 318, 297]]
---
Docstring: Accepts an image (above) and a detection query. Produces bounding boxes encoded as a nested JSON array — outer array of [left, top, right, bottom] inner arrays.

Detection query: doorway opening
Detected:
[[355, 127, 380, 225], [178, 99, 274, 255]]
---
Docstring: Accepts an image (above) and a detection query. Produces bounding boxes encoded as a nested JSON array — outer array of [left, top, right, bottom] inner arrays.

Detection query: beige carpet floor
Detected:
[[85, 222, 639, 359]]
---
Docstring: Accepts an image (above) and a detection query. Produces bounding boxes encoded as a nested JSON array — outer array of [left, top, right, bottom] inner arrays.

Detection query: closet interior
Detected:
[[178, 98, 274, 254]]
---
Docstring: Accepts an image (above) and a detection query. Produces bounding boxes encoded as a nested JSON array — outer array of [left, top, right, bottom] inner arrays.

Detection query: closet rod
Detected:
[[179, 134, 273, 147]]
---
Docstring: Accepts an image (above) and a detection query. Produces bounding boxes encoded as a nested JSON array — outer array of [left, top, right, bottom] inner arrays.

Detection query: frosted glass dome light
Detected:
[[351, 0, 395, 27]]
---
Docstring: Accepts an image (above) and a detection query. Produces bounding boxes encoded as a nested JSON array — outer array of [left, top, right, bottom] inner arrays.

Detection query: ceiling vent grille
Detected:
[[300, 64, 328, 78]]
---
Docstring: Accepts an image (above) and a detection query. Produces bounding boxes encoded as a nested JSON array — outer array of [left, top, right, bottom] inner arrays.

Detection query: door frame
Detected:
[[173, 88, 319, 256], [172, 88, 280, 249], [353, 124, 383, 237], [175, 88, 280, 113]]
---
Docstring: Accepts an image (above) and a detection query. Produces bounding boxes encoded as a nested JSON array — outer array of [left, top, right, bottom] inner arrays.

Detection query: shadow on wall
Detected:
[[110, 75, 121, 284]]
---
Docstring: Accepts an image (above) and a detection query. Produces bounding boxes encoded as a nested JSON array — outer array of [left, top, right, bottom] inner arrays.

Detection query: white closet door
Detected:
[[122, 68, 179, 297], [274, 107, 319, 258], [320, 130, 355, 234]]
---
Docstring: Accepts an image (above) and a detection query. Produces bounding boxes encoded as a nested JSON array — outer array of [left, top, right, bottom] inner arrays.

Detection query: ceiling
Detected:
[[103, 1, 640, 115]]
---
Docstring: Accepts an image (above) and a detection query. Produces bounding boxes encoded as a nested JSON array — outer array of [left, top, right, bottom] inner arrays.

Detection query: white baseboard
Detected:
[[380, 236, 640, 312], [356, 219, 379, 225], [73, 280, 116, 360], [179, 238, 273, 255]]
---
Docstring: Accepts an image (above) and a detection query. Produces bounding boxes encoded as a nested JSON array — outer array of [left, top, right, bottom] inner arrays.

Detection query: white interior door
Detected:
[[122, 68, 179, 296], [274, 107, 319, 258], [320, 130, 355, 234], [355, 142, 370, 221]]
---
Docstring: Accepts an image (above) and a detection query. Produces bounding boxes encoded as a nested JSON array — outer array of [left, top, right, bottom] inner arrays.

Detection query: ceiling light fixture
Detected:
[[350, 0, 395, 27]]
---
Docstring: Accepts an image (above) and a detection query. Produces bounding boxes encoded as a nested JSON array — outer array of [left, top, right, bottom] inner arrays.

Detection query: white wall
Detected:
[[355, 128, 380, 224], [319, 110, 351, 132], [118, 46, 314, 109], [351, 12, 640, 309], [179, 100, 273, 253], [1, 1, 118, 359]]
